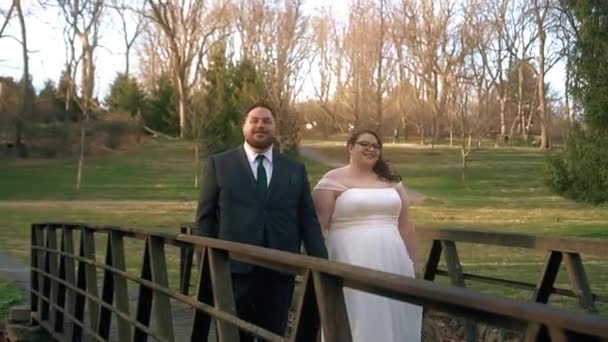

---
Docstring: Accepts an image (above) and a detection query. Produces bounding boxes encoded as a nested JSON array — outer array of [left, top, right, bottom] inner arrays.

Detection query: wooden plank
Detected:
[[522, 322, 543, 342], [416, 228, 608, 257], [547, 326, 568, 342], [40, 227, 50, 322], [46, 228, 59, 332], [180, 244, 194, 296], [54, 228, 66, 333], [134, 240, 154, 342], [312, 271, 351, 342], [207, 248, 239, 342], [149, 236, 176, 341], [98, 234, 115, 340], [61, 228, 76, 341], [72, 231, 87, 341], [294, 271, 321, 342], [441, 241, 465, 287], [191, 248, 213, 342], [423, 240, 442, 281], [110, 230, 132, 342], [532, 251, 562, 304], [287, 271, 310, 342], [564, 253, 598, 314], [30, 224, 44, 318], [82, 228, 100, 332]]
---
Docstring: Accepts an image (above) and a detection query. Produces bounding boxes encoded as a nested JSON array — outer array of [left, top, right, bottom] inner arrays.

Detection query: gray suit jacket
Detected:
[[195, 146, 328, 273]]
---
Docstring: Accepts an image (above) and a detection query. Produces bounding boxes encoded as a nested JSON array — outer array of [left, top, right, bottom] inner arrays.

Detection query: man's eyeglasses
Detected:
[[355, 141, 382, 150]]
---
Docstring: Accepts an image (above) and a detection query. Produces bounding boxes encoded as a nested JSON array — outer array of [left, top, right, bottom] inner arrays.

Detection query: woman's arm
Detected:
[[312, 188, 336, 236], [396, 183, 418, 273]]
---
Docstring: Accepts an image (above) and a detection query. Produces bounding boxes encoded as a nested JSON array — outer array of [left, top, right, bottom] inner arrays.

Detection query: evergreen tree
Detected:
[[143, 74, 179, 135], [199, 42, 267, 154], [546, 0, 608, 204], [105, 73, 146, 116]]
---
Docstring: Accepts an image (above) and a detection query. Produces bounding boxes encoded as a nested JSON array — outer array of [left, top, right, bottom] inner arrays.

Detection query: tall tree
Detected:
[[144, 0, 227, 138], [14, 0, 31, 157], [109, 0, 146, 76], [546, 0, 608, 204], [53, 0, 104, 188], [236, 0, 313, 154]]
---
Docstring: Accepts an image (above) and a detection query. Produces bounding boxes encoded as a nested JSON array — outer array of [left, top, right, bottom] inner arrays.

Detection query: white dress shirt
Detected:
[[243, 142, 273, 185]]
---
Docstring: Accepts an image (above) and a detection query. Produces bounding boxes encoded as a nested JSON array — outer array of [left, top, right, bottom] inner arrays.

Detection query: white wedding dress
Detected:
[[315, 178, 422, 342]]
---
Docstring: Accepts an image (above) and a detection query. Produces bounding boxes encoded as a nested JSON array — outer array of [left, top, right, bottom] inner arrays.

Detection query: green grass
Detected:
[[0, 280, 24, 319], [0, 138, 607, 317]]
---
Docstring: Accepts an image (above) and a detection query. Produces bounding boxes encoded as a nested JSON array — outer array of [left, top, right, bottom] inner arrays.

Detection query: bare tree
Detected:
[[51, 0, 105, 188], [531, 0, 562, 149], [236, 0, 312, 151], [14, 0, 31, 157], [144, 0, 226, 139], [0, 2, 15, 39], [109, 0, 146, 76], [311, 9, 340, 138]]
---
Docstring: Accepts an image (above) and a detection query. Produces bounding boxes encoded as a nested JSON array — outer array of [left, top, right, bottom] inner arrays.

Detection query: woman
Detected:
[[313, 129, 422, 342]]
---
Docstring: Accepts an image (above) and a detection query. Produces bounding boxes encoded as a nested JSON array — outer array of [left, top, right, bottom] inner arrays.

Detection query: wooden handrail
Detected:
[[29, 222, 608, 342]]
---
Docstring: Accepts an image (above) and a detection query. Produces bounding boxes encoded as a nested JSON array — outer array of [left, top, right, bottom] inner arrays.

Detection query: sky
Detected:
[[0, 0, 566, 102]]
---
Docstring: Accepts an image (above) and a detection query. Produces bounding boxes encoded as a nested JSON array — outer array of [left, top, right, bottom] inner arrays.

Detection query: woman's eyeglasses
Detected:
[[355, 141, 382, 150]]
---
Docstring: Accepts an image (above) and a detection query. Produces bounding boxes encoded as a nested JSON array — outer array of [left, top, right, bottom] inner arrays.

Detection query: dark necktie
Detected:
[[256, 154, 267, 197]]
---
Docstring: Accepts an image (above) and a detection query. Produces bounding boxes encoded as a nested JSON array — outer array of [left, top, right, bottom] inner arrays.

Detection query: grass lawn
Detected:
[[0, 279, 24, 319], [0, 138, 606, 317]]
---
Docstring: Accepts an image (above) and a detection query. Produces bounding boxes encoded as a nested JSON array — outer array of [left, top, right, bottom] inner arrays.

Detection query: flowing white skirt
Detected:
[[325, 225, 422, 342]]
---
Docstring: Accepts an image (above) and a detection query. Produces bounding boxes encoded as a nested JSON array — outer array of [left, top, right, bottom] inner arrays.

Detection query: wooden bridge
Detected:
[[23, 222, 608, 341]]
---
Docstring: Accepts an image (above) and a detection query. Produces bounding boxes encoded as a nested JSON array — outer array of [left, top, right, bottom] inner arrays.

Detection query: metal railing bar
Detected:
[[32, 270, 169, 342], [433, 270, 608, 302], [31, 289, 107, 342], [31, 247, 283, 341]]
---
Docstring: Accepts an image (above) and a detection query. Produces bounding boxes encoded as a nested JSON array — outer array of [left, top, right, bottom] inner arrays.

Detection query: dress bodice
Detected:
[[314, 176, 404, 230], [331, 188, 402, 229]]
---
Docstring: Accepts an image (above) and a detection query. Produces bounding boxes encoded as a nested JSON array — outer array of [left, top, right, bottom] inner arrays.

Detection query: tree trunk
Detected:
[[449, 119, 453, 147], [76, 121, 85, 189], [537, 16, 549, 149], [15, 0, 29, 158], [518, 62, 526, 140], [194, 143, 199, 188]]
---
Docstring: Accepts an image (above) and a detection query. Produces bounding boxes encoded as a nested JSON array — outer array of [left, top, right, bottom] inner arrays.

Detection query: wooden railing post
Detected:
[[564, 252, 597, 314], [149, 236, 176, 341], [312, 271, 352, 342], [82, 227, 99, 330], [134, 240, 153, 342], [423, 240, 442, 281], [180, 226, 195, 296], [532, 251, 563, 304], [442, 240, 477, 342], [110, 230, 132, 341], [46, 227, 59, 329], [30, 224, 44, 321], [191, 247, 213, 342], [208, 248, 239, 341]]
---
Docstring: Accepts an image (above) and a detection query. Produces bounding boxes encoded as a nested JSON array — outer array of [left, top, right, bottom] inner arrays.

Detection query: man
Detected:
[[195, 102, 328, 341]]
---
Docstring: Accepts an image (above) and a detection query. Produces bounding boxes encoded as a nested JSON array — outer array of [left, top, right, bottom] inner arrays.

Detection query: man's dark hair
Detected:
[[243, 100, 275, 122]]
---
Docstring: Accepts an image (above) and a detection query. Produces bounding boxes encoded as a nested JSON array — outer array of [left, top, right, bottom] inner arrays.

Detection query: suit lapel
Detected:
[[237, 147, 257, 189], [267, 148, 284, 201]]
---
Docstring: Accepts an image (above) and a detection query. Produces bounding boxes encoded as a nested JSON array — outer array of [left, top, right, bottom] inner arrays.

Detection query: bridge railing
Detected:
[[418, 227, 607, 312], [30, 222, 608, 342]]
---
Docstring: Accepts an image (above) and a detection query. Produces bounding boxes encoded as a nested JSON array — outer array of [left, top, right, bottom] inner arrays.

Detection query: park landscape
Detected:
[[1, 0, 608, 339], [0, 137, 606, 320]]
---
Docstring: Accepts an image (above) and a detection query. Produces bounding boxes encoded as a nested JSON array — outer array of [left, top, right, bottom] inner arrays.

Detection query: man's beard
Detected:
[[245, 135, 273, 150]]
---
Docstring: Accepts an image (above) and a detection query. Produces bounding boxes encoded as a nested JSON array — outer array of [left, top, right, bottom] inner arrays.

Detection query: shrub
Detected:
[[545, 125, 608, 204]]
